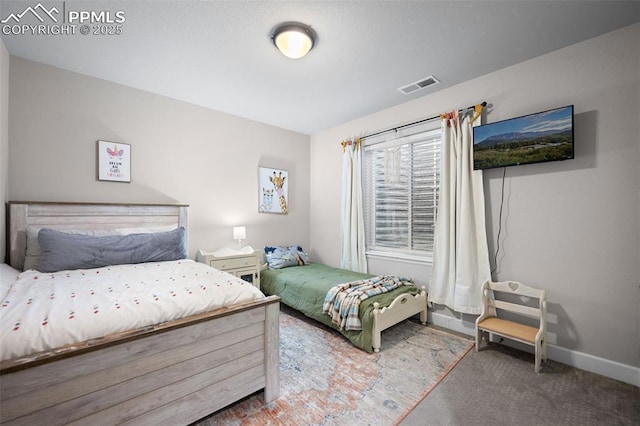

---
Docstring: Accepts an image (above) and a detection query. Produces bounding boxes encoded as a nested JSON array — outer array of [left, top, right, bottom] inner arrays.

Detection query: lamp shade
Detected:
[[272, 23, 316, 59], [233, 226, 246, 240]]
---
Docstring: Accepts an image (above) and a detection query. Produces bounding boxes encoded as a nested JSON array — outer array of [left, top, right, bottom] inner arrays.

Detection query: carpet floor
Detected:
[[194, 307, 639, 425], [401, 342, 640, 426], [195, 306, 473, 425]]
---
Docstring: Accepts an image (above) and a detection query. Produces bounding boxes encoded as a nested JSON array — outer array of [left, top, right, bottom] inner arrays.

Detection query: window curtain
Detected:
[[428, 108, 491, 314], [341, 139, 368, 273]]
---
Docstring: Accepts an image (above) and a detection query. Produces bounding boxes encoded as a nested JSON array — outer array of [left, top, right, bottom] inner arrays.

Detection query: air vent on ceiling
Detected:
[[398, 75, 440, 95]]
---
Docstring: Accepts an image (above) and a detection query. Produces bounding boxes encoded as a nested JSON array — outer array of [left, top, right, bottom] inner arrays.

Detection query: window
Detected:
[[362, 121, 441, 260]]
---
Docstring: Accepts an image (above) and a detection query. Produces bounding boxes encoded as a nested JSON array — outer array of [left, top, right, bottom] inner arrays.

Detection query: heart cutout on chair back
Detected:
[[508, 282, 519, 291]]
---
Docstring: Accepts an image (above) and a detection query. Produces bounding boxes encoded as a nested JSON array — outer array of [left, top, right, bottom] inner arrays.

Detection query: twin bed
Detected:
[[260, 250, 427, 353], [1, 202, 428, 425]]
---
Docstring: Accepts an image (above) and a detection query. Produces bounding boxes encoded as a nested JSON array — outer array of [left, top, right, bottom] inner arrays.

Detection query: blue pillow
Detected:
[[264, 245, 309, 270], [38, 227, 187, 272]]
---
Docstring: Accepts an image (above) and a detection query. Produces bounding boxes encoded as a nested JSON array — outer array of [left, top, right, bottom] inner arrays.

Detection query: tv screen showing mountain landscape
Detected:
[[473, 105, 574, 170]]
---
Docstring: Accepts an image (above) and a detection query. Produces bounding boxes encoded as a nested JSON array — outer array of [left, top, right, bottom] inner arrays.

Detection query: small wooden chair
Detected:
[[475, 280, 547, 373]]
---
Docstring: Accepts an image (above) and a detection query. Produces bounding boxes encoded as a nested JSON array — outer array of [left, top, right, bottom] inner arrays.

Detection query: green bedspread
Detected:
[[260, 263, 421, 352]]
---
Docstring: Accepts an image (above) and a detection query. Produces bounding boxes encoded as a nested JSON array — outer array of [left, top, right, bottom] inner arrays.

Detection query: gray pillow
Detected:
[[38, 227, 187, 273], [23, 225, 177, 271]]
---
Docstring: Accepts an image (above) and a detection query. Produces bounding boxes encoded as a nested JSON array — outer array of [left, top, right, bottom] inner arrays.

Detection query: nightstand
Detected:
[[196, 248, 261, 289]]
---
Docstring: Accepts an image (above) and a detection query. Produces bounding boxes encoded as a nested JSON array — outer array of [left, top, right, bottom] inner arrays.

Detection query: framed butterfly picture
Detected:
[[97, 140, 131, 182]]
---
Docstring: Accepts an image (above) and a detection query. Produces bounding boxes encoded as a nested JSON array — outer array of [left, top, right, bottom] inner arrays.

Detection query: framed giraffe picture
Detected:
[[258, 167, 288, 214]]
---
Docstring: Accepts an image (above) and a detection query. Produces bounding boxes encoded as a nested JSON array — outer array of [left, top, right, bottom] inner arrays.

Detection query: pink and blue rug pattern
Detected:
[[203, 309, 473, 425]]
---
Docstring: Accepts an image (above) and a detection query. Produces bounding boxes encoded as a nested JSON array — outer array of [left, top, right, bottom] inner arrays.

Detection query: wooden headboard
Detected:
[[7, 202, 189, 271]]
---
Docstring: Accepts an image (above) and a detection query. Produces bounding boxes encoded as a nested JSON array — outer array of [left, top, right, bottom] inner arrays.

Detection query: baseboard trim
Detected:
[[427, 310, 477, 336], [547, 345, 640, 387], [427, 310, 640, 387]]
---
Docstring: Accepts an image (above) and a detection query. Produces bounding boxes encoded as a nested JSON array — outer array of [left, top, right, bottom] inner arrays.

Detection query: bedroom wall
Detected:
[[0, 39, 9, 263], [310, 23, 640, 375], [7, 57, 310, 260]]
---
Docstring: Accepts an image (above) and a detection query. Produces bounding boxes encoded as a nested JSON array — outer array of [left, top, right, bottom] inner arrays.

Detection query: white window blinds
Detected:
[[362, 121, 441, 258]]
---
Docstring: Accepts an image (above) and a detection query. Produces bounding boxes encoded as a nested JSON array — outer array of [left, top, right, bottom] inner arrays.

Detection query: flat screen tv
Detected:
[[473, 105, 574, 170]]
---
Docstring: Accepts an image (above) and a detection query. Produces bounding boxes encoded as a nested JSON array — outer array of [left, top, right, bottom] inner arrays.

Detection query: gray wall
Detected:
[[0, 39, 8, 263], [310, 23, 639, 369], [8, 57, 310, 260]]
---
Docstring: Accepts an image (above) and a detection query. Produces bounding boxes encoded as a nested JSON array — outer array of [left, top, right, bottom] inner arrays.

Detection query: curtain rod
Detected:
[[358, 101, 487, 141]]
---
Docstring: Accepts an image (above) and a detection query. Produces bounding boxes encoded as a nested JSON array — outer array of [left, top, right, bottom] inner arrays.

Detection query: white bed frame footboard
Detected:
[[2, 202, 281, 425], [371, 286, 427, 352]]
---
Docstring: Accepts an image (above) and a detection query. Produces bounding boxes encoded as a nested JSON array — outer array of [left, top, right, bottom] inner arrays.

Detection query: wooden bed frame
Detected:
[[371, 287, 427, 352], [1, 201, 280, 426]]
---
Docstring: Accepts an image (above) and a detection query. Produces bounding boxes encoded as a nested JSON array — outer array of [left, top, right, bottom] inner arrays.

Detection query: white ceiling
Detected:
[[2, 1, 639, 135]]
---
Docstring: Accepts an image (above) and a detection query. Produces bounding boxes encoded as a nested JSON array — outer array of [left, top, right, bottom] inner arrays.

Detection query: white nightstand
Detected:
[[196, 248, 261, 289]]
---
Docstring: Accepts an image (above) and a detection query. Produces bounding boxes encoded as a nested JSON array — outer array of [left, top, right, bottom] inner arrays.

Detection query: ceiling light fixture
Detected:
[[272, 22, 317, 59]]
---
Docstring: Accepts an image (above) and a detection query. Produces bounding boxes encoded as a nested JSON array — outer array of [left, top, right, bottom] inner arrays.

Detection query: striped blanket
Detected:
[[322, 275, 415, 331]]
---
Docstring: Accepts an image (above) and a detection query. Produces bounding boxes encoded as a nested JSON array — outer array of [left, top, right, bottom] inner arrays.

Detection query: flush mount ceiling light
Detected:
[[271, 22, 317, 59]]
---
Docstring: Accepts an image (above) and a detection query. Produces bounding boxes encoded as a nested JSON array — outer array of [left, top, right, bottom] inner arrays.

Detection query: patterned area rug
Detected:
[[199, 308, 473, 425]]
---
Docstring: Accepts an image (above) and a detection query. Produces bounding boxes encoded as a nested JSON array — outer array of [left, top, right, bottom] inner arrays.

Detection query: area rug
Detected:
[[198, 308, 473, 426]]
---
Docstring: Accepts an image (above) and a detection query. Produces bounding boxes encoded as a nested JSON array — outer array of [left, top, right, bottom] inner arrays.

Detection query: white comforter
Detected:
[[0, 260, 264, 361]]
